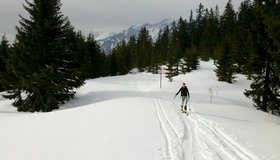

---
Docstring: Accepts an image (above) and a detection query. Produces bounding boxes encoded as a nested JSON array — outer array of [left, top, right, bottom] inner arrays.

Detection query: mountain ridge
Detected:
[[96, 19, 174, 53]]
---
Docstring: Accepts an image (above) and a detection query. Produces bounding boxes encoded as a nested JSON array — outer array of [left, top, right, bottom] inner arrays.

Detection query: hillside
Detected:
[[0, 60, 280, 160], [96, 19, 173, 53]]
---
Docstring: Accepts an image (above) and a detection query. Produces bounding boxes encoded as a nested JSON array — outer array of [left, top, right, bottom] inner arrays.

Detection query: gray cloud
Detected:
[[1, 0, 243, 42]]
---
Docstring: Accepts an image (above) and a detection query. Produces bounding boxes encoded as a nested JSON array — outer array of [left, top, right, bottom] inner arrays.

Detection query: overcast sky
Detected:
[[0, 0, 243, 42]]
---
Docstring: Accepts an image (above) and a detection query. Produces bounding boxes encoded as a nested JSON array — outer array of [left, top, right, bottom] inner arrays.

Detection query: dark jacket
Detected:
[[176, 86, 190, 97]]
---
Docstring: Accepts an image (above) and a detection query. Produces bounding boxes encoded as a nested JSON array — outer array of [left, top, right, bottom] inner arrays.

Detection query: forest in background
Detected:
[[0, 0, 279, 115]]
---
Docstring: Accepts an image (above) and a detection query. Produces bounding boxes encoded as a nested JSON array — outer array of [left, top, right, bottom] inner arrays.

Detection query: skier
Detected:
[[175, 83, 190, 113]]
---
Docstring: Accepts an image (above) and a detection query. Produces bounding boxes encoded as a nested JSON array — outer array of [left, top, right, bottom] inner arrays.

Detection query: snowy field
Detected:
[[0, 60, 280, 160]]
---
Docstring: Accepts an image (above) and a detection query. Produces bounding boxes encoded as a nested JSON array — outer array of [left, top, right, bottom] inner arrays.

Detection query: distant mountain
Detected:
[[97, 19, 174, 53]]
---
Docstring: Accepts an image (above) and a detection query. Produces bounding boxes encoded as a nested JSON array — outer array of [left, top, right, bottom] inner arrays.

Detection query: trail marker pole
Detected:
[[209, 87, 213, 103], [160, 67, 162, 89]]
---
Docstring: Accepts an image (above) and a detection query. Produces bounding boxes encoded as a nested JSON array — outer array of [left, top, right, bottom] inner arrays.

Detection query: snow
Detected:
[[0, 60, 280, 160], [97, 19, 173, 53]]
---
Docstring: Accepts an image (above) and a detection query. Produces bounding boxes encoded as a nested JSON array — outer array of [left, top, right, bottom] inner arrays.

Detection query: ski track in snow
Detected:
[[154, 98, 261, 160], [188, 112, 261, 160], [153, 98, 185, 160]]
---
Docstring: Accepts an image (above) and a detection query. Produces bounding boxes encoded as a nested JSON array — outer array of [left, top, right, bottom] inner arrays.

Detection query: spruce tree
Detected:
[[165, 60, 177, 82], [195, 3, 205, 47], [235, 0, 254, 74], [82, 33, 105, 78], [149, 49, 159, 74], [157, 26, 170, 63], [188, 10, 196, 45], [153, 27, 170, 73], [5, 0, 84, 112], [214, 0, 237, 83], [214, 39, 235, 83], [127, 36, 137, 69], [220, 0, 237, 50], [181, 45, 199, 74], [136, 27, 153, 71], [200, 8, 219, 60], [177, 17, 189, 57], [115, 40, 130, 75], [167, 22, 180, 76], [154, 29, 163, 66], [244, 0, 280, 114], [220, 0, 237, 37], [109, 49, 119, 76], [0, 35, 10, 91]]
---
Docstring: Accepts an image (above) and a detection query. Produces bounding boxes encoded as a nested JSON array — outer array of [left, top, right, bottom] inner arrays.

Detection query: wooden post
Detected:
[[160, 67, 162, 89], [209, 87, 213, 103]]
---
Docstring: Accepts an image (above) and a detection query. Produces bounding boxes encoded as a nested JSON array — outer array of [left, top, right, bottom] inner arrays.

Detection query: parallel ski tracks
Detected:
[[154, 98, 184, 160], [188, 113, 260, 160], [154, 98, 260, 160]]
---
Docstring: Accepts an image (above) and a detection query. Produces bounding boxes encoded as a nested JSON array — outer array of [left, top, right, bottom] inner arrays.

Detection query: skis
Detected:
[[181, 105, 189, 115]]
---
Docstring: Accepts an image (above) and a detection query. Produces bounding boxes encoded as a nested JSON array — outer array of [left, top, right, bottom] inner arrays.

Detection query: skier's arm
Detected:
[[175, 87, 181, 96], [186, 86, 190, 98]]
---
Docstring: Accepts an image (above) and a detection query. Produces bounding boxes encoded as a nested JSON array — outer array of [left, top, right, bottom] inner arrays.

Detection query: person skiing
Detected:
[[175, 82, 190, 113]]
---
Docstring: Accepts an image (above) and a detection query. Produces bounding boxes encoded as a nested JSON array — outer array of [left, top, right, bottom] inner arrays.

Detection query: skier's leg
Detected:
[[182, 96, 186, 112], [181, 96, 185, 112], [181, 97, 184, 111], [185, 97, 188, 111], [184, 97, 187, 111]]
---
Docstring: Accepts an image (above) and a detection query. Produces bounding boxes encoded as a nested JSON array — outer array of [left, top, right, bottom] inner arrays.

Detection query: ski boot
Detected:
[[183, 105, 188, 114]]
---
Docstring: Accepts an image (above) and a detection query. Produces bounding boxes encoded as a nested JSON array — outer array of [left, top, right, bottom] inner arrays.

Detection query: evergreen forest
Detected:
[[0, 0, 279, 115]]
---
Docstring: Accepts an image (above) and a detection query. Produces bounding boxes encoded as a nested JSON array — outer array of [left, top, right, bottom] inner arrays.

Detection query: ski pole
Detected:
[[173, 95, 177, 101], [172, 95, 176, 104], [188, 96, 191, 111]]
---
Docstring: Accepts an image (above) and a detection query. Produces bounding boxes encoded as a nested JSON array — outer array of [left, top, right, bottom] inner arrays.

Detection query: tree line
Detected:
[[0, 0, 279, 115], [0, 0, 110, 112], [108, 0, 280, 115]]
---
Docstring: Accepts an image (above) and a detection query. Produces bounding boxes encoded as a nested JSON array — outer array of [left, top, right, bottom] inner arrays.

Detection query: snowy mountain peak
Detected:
[[97, 19, 174, 53]]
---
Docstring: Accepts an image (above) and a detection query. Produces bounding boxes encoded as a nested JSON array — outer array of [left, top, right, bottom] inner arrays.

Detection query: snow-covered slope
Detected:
[[97, 19, 173, 53], [0, 60, 280, 160]]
